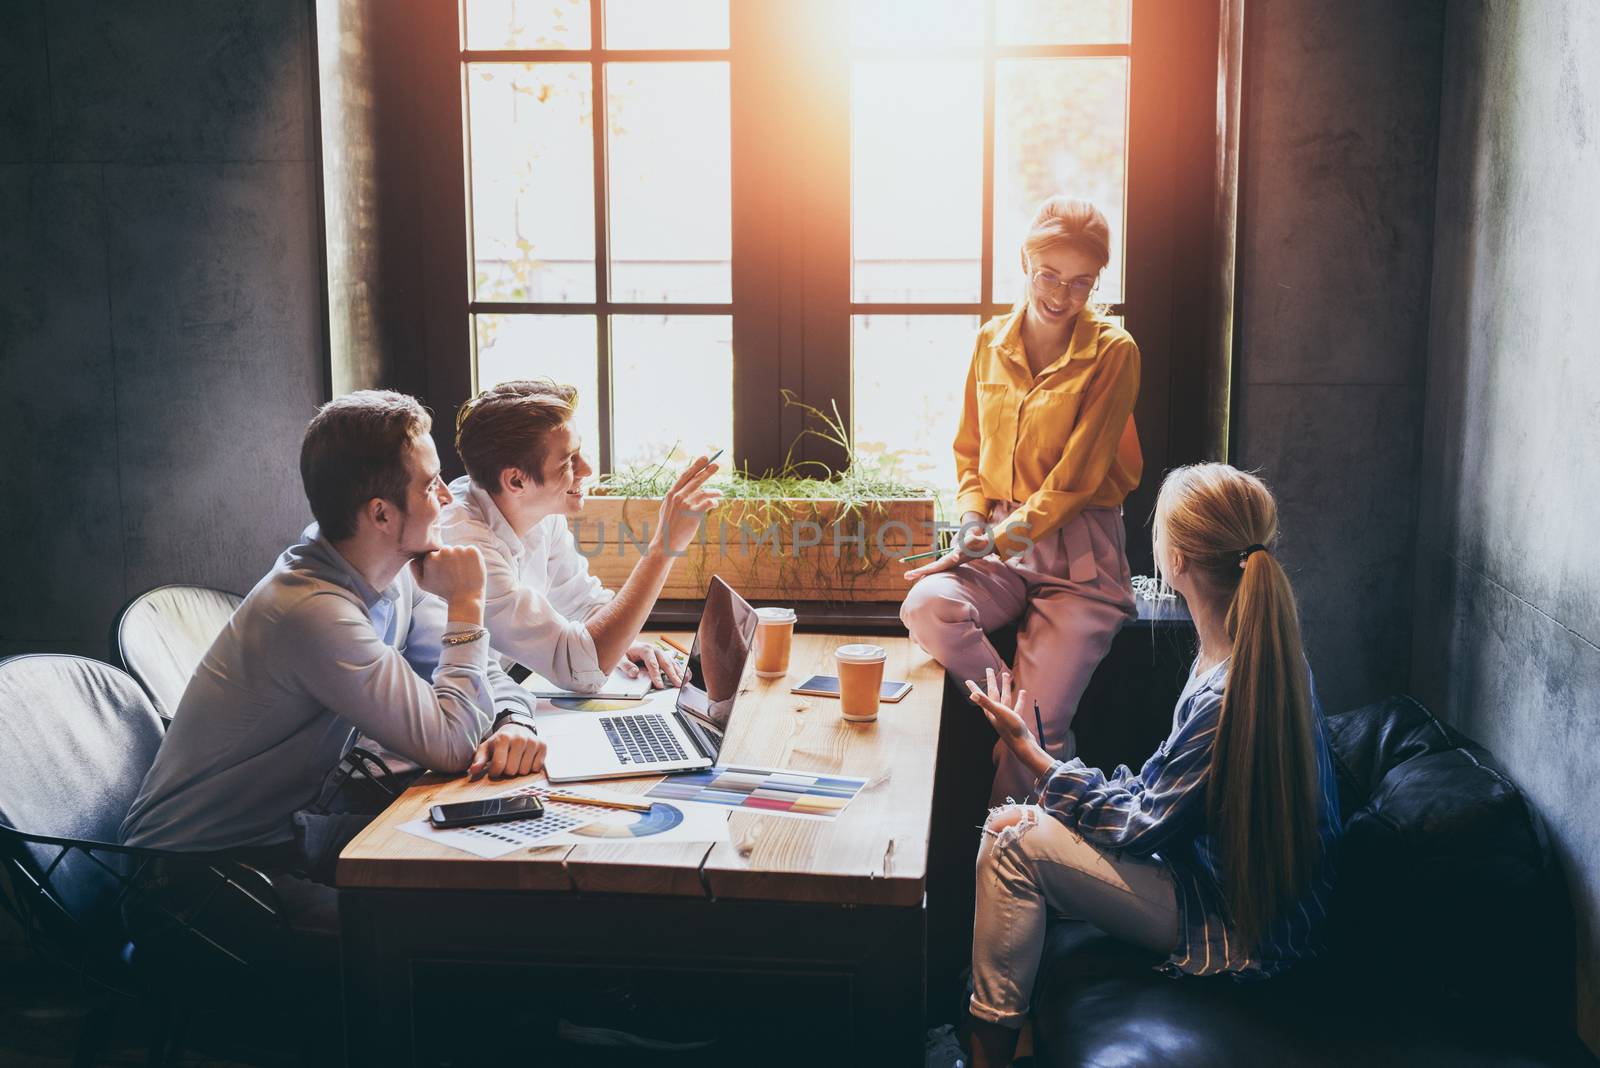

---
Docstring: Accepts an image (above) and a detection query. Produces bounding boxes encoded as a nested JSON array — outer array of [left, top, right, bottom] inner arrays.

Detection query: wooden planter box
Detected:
[[569, 496, 937, 603]]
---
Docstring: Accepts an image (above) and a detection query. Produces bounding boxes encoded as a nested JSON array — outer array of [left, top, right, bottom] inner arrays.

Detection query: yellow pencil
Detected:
[[545, 792, 653, 813], [656, 634, 691, 656]]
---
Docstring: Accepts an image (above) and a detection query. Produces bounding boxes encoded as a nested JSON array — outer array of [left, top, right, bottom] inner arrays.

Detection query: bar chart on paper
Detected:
[[645, 765, 871, 820]]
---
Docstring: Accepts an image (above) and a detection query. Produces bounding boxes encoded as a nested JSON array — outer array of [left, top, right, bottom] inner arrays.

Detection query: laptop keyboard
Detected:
[[600, 712, 687, 766]]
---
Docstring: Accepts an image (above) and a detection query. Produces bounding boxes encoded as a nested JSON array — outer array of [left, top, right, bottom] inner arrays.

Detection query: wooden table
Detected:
[[337, 632, 945, 1065]]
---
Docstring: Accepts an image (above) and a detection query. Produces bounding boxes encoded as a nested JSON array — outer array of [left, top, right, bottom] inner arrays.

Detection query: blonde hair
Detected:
[[1019, 196, 1112, 275], [1153, 463, 1321, 948]]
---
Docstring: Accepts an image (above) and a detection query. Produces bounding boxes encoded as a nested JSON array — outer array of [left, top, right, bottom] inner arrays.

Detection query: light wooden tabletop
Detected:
[[337, 632, 946, 907]]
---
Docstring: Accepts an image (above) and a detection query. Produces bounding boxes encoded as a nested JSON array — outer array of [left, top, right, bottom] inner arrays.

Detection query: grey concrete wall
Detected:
[[1413, 0, 1600, 1048], [317, 0, 387, 395], [1232, 0, 1444, 715], [0, 0, 326, 661], [314, 0, 437, 412]]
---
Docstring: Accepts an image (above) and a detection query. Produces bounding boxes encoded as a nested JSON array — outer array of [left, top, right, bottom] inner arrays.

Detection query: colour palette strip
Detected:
[[645, 765, 870, 821]]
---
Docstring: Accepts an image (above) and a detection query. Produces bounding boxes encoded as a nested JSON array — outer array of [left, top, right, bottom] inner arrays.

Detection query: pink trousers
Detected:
[[900, 505, 1136, 802]]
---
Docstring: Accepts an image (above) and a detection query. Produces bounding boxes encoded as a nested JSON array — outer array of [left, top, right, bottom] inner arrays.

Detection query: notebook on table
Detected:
[[520, 663, 655, 701]]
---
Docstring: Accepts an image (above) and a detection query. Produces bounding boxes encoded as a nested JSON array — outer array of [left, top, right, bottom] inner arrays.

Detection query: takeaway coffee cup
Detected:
[[835, 643, 888, 722], [754, 607, 798, 678]]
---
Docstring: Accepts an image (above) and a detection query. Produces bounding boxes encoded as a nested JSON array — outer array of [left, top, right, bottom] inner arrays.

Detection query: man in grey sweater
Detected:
[[122, 389, 543, 885]]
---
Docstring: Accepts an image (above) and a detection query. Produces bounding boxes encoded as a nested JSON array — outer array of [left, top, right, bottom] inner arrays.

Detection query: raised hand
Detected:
[[653, 454, 722, 556], [965, 668, 1054, 780]]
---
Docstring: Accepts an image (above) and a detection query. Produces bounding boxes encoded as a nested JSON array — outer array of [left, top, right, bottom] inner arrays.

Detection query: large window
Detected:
[[415, 0, 1233, 571], [464, 0, 733, 472]]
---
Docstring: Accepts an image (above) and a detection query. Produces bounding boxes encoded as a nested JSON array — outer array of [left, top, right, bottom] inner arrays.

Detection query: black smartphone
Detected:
[[790, 674, 914, 703], [429, 794, 545, 829]]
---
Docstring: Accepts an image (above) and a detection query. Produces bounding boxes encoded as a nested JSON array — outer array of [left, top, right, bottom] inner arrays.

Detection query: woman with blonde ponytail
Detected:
[[957, 464, 1341, 1068]]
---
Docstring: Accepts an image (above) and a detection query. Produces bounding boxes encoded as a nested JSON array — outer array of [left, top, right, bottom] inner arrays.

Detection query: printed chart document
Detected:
[[398, 783, 730, 859]]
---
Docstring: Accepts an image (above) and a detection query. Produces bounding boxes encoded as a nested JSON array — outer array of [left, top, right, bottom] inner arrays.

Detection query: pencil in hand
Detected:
[[899, 548, 942, 563]]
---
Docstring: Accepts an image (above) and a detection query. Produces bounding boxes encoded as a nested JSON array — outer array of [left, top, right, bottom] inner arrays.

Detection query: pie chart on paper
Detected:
[[567, 801, 686, 839]]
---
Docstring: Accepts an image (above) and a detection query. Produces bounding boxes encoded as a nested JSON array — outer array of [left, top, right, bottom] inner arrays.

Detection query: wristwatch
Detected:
[[493, 709, 538, 735], [441, 626, 488, 647]]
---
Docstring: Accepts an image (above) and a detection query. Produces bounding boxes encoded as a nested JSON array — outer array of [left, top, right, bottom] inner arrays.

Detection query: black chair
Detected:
[[0, 654, 290, 1065], [113, 584, 243, 722]]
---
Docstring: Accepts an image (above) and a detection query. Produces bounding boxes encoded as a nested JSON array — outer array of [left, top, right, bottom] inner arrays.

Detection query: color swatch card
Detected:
[[644, 765, 871, 821]]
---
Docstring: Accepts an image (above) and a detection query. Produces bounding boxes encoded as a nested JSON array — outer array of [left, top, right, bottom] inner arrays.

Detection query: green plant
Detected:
[[596, 390, 927, 504], [592, 391, 935, 600]]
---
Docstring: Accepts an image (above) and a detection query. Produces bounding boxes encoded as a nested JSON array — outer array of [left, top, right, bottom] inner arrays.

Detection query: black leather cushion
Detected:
[[1030, 920, 1593, 1061], [1031, 921, 1590, 1068], [1323, 697, 1572, 1022], [1322, 693, 1476, 820], [1030, 696, 1594, 1068]]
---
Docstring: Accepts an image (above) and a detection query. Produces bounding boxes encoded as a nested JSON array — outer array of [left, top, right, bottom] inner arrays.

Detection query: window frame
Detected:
[[402, 0, 1237, 577], [462, 7, 734, 475]]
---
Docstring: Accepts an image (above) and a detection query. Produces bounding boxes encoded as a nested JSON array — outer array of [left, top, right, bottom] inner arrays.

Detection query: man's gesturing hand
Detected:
[[653, 454, 721, 556]]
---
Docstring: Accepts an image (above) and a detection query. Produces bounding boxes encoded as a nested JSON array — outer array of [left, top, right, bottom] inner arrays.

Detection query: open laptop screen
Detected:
[[676, 576, 758, 740]]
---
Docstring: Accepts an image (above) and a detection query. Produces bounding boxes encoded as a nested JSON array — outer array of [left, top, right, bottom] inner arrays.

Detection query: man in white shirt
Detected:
[[440, 379, 719, 692]]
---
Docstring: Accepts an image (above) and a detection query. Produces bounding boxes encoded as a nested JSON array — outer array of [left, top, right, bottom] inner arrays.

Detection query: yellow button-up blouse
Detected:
[[953, 305, 1142, 557]]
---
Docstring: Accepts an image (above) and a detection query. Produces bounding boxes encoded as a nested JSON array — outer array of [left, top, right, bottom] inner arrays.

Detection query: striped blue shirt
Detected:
[[1036, 658, 1341, 978]]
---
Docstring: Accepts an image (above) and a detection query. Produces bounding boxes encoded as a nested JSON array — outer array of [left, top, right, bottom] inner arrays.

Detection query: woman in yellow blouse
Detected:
[[901, 197, 1141, 801]]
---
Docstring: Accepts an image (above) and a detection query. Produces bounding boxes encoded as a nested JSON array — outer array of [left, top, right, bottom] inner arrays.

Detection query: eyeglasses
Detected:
[[1031, 270, 1096, 300]]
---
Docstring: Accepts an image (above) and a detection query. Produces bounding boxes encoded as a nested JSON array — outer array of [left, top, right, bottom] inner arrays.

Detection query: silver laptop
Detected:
[[538, 576, 759, 783]]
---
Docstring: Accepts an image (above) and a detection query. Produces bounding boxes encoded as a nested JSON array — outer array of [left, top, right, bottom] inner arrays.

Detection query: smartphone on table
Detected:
[[429, 794, 545, 829], [790, 675, 914, 703]]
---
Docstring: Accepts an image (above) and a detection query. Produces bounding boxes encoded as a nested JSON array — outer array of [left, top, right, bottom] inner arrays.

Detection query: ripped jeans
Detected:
[[970, 805, 1180, 1028]]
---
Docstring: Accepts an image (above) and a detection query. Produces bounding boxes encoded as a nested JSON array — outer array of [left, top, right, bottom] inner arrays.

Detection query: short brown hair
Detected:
[[454, 379, 579, 489], [1020, 196, 1112, 274], [300, 390, 432, 541]]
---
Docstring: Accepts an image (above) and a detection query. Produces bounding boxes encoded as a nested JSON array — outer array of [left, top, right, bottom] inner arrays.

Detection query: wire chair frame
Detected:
[[0, 822, 292, 996]]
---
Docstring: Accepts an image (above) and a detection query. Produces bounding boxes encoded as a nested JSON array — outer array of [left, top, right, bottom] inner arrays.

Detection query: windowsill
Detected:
[[648, 594, 1192, 633], [648, 599, 909, 633]]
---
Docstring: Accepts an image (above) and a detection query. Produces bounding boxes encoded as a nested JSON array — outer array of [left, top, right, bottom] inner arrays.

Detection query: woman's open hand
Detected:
[[903, 546, 965, 582], [966, 668, 1054, 780], [903, 511, 994, 582]]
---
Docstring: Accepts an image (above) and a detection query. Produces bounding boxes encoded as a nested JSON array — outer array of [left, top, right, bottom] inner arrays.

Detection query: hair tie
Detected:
[[1239, 543, 1267, 568]]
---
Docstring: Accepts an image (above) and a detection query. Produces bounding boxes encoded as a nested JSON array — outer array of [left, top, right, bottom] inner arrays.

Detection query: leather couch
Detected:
[[1029, 695, 1598, 1067]]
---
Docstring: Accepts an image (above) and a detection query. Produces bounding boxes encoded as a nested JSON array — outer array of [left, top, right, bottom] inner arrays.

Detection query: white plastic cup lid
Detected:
[[834, 643, 887, 664], [756, 607, 797, 624]]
